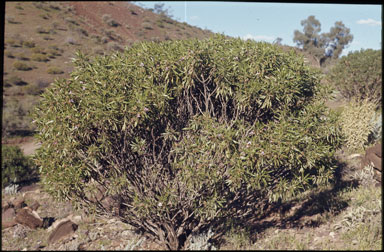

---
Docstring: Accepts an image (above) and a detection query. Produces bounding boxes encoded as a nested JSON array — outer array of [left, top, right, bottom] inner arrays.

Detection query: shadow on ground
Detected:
[[216, 157, 361, 246]]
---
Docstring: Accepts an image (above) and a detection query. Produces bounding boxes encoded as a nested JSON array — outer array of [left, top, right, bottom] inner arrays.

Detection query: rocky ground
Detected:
[[1, 184, 166, 250]]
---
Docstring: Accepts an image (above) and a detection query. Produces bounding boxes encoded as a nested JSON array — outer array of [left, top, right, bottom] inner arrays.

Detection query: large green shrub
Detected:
[[328, 49, 382, 106], [2, 145, 38, 188], [33, 35, 343, 250]]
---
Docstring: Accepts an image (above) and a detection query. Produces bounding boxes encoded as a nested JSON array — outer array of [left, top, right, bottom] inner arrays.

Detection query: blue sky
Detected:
[[135, 1, 382, 56]]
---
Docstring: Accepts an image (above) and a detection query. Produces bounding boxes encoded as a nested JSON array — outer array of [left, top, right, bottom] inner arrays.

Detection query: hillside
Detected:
[[3, 1, 214, 139]]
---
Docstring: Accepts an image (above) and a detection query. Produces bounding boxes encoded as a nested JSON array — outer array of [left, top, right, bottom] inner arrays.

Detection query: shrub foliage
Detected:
[[328, 49, 382, 106], [339, 98, 379, 153], [33, 35, 342, 250]]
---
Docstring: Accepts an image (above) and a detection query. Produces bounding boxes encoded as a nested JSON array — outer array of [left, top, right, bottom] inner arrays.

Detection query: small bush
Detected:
[[33, 36, 343, 250], [39, 13, 51, 20], [65, 17, 79, 26], [5, 51, 15, 58], [76, 28, 89, 37], [26, 79, 51, 95], [100, 36, 109, 44], [48, 44, 62, 51], [31, 47, 45, 54], [49, 29, 57, 35], [102, 14, 111, 22], [102, 14, 120, 27], [339, 98, 378, 153], [6, 17, 21, 24], [2, 145, 38, 188], [65, 37, 77, 45], [104, 29, 120, 41], [52, 22, 60, 30], [16, 53, 29, 61], [47, 67, 64, 74], [31, 53, 50, 62], [36, 26, 50, 34], [15, 5, 24, 10], [36, 79, 51, 89], [142, 21, 153, 30], [106, 19, 120, 27], [46, 48, 62, 58], [49, 4, 61, 10], [328, 49, 382, 106], [5, 76, 28, 86], [26, 84, 43, 95], [6, 39, 21, 47], [23, 41, 36, 48], [156, 20, 165, 28], [13, 61, 32, 71]]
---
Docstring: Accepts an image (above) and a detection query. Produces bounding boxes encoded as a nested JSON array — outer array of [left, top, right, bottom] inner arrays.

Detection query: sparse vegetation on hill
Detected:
[[3, 1, 214, 138]]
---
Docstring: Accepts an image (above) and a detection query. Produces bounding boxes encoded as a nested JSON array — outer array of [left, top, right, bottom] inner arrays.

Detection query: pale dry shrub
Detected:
[[333, 185, 381, 232], [339, 99, 378, 153]]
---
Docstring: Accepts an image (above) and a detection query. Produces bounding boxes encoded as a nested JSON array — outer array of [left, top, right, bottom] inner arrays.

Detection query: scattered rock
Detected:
[[12, 196, 27, 210], [361, 143, 382, 182], [2, 207, 16, 222], [48, 220, 78, 245], [33, 242, 45, 250], [58, 237, 81, 250], [2, 219, 18, 229], [47, 214, 78, 232], [2, 200, 12, 211], [13, 224, 28, 239], [29, 201, 40, 211], [15, 207, 44, 229]]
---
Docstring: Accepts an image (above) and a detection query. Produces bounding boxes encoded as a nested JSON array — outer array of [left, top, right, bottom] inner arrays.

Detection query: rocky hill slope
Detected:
[[3, 1, 213, 137]]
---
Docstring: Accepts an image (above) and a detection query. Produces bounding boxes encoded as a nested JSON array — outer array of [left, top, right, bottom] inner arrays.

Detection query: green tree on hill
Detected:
[[294, 15, 353, 67]]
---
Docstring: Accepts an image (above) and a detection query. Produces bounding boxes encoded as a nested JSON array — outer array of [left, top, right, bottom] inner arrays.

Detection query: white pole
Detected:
[[184, 1, 187, 23]]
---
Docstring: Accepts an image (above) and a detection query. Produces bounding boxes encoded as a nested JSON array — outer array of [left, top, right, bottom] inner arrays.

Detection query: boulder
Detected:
[[29, 201, 40, 211], [15, 207, 44, 229], [2, 207, 16, 222], [12, 196, 27, 210], [48, 220, 78, 245], [361, 143, 382, 182], [2, 200, 12, 211], [2, 219, 18, 229], [13, 224, 28, 239], [2, 204, 17, 229]]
